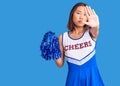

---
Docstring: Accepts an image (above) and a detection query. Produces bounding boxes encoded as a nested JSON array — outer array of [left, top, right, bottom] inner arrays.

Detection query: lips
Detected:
[[78, 20, 82, 23]]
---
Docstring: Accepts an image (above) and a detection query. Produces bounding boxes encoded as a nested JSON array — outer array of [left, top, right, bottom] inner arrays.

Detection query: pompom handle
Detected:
[[40, 31, 61, 60]]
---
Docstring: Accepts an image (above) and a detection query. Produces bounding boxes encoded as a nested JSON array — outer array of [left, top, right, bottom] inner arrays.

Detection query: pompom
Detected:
[[40, 31, 61, 60]]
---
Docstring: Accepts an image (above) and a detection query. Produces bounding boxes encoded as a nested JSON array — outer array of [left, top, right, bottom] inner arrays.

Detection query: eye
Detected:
[[76, 12, 80, 14]]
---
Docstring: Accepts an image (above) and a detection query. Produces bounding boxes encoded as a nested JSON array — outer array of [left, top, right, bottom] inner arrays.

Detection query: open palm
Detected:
[[84, 6, 99, 28]]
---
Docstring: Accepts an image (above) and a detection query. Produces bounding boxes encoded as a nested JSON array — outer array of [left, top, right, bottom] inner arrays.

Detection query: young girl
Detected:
[[55, 2, 104, 86]]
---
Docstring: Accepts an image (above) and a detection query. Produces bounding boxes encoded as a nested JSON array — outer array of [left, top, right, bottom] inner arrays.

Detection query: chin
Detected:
[[78, 24, 84, 27]]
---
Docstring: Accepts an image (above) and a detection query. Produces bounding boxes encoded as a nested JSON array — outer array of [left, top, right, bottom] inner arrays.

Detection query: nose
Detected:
[[79, 14, 83, 19]]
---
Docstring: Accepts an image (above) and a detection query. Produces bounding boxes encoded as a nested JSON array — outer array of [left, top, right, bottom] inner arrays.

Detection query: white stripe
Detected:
[[65, 50, 96, 65]]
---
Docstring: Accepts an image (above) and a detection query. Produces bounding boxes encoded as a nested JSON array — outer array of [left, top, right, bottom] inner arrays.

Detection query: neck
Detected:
[[74, 27, 84, 34]]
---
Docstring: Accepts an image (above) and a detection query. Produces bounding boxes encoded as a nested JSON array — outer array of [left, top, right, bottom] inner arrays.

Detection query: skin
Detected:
[[55, 6, 99, 67]]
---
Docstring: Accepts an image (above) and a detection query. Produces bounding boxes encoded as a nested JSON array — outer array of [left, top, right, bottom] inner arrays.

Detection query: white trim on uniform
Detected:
[[65, 50, 96, 65]]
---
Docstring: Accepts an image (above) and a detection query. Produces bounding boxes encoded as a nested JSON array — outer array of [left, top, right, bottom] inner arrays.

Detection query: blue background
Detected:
[[0, 0, 120, 86]]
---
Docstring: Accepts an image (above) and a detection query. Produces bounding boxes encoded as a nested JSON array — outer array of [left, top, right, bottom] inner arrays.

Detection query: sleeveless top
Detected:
[[62, 30, 96, 65]]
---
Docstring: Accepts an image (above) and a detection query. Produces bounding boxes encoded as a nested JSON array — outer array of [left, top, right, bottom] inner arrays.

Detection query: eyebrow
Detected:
[[76, 10, 82, 12], [76, 10, 86, 14]]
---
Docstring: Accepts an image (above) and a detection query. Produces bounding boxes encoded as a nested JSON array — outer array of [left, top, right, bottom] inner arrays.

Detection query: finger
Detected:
[[86, 6, 91, 16], [86, 6, 93, 15], [84, 6, 89, 17], [92, 9, 99, 18], [92, 9, 97, 15], [88, 6, 93, 15]]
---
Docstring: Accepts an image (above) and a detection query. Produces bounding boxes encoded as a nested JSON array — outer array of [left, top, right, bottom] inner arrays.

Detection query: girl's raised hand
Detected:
[[84, 6, 99, 28]]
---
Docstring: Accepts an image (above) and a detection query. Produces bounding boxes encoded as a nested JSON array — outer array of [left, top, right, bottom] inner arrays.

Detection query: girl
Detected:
[[55, 2, 104, 86]]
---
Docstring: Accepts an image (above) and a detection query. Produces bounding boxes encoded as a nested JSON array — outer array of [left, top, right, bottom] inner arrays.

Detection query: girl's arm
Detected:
[[84, 6, 100, 41], [55, 34, 64, 67], [89, 26, 99, 41]]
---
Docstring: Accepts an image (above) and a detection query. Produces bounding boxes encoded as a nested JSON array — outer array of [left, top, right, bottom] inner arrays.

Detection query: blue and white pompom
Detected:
[[40, 31, 61, 60]]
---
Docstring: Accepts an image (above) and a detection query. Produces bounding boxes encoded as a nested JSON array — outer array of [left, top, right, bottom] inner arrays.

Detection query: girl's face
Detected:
[[73, 6, 87, 27]]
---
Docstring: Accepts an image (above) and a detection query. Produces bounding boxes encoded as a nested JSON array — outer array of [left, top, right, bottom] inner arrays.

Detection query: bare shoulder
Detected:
[[58, 34, 62, 40], [58, 32, 67, 41]]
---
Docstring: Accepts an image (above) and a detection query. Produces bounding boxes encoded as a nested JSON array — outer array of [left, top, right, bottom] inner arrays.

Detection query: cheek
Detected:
[[84, 17, 88, 21], [73, 15, 78, 22], [72, 17, 76, 24], [73, 13, 79, 19]]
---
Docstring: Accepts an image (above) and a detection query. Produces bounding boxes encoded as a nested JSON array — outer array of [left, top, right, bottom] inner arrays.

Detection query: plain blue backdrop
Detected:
[[0, 0, 120, 86]]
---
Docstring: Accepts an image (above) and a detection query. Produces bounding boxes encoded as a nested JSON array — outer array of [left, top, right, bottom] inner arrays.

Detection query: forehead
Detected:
[[75, 6, 85, 12]]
